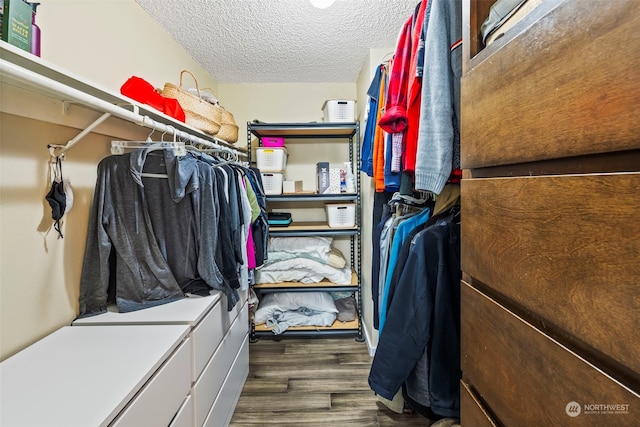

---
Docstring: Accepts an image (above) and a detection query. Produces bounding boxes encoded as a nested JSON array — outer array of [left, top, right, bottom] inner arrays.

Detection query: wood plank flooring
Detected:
[[229, 338, 448, 426]]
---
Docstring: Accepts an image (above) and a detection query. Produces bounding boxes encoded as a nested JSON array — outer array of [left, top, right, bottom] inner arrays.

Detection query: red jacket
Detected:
[[378, 17, 413, 134]]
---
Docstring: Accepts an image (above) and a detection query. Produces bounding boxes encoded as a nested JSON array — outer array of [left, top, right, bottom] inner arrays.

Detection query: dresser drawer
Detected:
[[461, 282, 638, 426], [222, 289, 248, 331], [461, 0, 640, 169], [169, 394, 194, 427], [460, 380, 497, 427], [192, 291, 247, 382], [191, 299, 225, 382], [111, 336, 191, 427], [193, 304, 249, 427], [203, 335, 250, 427], [461, 173, 640, 374]]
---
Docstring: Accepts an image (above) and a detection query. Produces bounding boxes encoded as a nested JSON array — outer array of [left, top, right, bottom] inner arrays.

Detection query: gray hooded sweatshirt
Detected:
[[78, 146, 238, 318]]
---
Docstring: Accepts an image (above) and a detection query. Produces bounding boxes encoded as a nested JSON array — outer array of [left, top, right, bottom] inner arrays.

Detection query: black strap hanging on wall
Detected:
[[45, 154, 67, 239]]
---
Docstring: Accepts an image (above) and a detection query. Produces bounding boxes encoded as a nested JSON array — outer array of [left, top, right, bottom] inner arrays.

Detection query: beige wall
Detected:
[[1, 1, 386, 360], [38, 0, 217, 94]]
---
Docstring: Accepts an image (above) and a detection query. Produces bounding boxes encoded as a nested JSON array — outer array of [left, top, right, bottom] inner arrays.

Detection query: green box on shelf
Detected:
[[2, 0, 32, 52]]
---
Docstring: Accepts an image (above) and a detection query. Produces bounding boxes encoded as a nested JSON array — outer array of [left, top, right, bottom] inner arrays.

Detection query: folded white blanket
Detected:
[[265, 247, 346, 270], [268, 236, 332, 259], [256, 257, 352, 285]]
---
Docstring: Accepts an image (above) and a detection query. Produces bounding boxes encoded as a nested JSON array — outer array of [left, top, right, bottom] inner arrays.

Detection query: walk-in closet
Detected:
[[1, 1, 638, 426]]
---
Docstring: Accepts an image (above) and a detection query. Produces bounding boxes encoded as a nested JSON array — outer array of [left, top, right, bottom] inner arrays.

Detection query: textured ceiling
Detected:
[[134, 0, 417, 83]]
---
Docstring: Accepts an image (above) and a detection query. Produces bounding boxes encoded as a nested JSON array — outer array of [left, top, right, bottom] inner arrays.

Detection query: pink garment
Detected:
[[247, 226, 256, 269]]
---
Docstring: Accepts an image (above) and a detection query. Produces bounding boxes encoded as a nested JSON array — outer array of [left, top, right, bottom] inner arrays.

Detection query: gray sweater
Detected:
[[78, 147, 235, 318], [415, 0, 462, 194]]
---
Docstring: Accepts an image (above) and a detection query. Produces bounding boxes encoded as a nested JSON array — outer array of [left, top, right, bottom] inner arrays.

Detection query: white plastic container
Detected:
[[322, 100, 356, 122], [261, 173, 284, 195], [256, 148, 287, 172], [325, 203, 356, 228]]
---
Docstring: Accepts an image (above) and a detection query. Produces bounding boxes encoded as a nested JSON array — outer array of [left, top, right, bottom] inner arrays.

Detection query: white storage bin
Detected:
[[322, 100, 356, 122], [261, 173, 284, 195], [325, 203, 356, 228], [256, 148, 287, 172]]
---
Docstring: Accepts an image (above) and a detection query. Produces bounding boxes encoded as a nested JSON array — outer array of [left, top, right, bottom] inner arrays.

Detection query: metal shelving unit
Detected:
[[248, 121, 362, 341]]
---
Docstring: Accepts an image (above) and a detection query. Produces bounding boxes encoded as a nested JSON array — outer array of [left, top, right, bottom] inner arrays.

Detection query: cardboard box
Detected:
[[283, 180, 303, 194], [329, 168, 342, 194], [317, 162, 330, 194]]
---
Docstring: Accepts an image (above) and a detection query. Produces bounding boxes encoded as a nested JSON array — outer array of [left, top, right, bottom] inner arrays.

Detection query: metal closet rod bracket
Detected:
[[48, 111, 113, 158]]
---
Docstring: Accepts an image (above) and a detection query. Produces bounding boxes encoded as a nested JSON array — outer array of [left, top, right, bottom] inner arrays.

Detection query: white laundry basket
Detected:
[[256, 148, 287, 172], [322, 100, 356, 122], [261, 173, 284, 195], [325, 203, 356, 228]]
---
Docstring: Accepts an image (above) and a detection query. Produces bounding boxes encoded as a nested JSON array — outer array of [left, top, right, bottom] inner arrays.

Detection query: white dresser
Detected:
[[0, 324, 190, 427], [1, 291, 249, 427]]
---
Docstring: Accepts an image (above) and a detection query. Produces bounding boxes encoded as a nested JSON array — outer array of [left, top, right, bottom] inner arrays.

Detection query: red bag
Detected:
[[120, 76, 185, 122], [162, 97, 186, 122]]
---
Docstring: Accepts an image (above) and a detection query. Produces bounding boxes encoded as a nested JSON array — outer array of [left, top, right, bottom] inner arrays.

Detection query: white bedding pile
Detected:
[[256, 237, 351, 284]]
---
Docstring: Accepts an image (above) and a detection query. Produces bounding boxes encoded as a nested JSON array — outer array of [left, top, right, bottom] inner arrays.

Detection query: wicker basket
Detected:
[[162, 70, 222, 135], [217, 108, 239, 143]]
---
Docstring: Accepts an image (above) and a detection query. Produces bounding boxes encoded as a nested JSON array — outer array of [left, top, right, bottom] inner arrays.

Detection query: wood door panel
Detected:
[[461, 0, 640, 169], [461, 173, 640, 375], [461, 282, 639, 426]]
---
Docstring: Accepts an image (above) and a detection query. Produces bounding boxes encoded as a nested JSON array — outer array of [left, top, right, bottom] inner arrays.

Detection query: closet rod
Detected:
[[0, 58, 246, 157]]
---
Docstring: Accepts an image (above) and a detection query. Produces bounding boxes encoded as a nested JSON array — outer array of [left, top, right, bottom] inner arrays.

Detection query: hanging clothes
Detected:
[[370, 191, 394, 329], [360, 63, 386, 177], [369, 213, 461, 419], [378, 205, 431, 332], [367, 0, 463, 418], [384, 132, 401, 192], [404, 0, 432, 173], [78, 146, 263, 318], [245, 167, 269, 268], [378, 16, 413, 134], [414, 0, 462, 194], [373, 65, 389, 192]]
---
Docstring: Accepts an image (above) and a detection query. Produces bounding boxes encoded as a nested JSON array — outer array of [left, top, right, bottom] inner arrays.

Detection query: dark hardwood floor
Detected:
[[229, 338, 456, 426]]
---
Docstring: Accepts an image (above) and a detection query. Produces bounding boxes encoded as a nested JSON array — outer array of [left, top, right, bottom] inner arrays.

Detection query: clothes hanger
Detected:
[[111, 124, 186, 157], [381, 51, 394, 64], [186, 144, 238, 167], [389, 191, 431, 208]]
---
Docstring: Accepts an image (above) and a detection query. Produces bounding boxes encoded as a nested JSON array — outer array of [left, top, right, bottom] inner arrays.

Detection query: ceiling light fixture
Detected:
[[310, 0, 336, 9]]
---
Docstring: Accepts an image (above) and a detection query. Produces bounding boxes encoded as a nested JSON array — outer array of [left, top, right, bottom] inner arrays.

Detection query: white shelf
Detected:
[[0, 41, 245, 155]]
